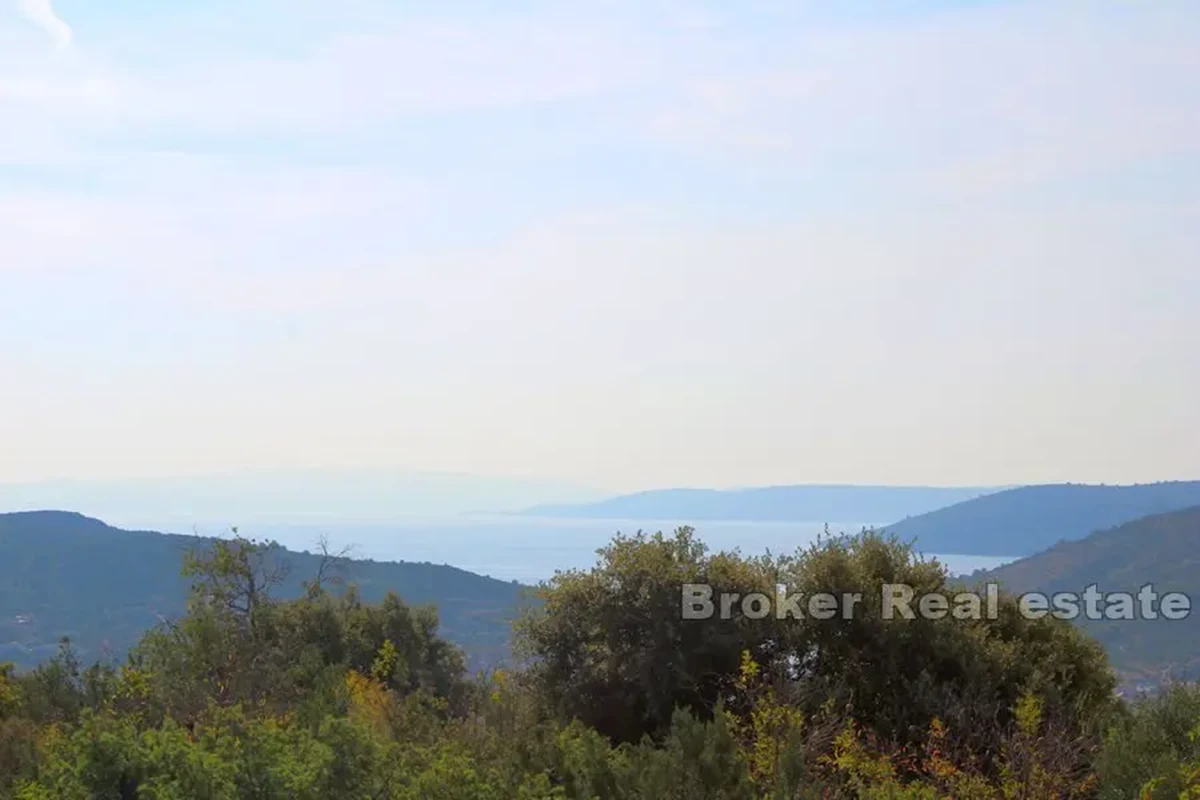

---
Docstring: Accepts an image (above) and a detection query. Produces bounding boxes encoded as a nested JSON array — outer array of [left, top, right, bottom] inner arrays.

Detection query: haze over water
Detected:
[[105, 513, 1014, 584]]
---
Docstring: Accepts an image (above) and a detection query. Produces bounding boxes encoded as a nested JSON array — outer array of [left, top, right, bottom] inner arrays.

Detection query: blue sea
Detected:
[[109, 514, 1015, 584]]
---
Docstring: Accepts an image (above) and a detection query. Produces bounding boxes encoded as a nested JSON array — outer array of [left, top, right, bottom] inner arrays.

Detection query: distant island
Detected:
[[512, 480, 1200, 560], [514, 484, 1000, 523], [0, 468, 607, 522]]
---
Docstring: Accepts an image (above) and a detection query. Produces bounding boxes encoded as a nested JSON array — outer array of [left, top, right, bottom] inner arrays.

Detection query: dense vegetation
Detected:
[[0, 511, 526, 671], [882, 481, 1200, 556], [2, 525, 1198, 797], [973, 505, 1200, 686]]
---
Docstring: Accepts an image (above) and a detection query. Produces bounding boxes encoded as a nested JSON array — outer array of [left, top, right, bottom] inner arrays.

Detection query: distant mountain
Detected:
[[970, 506, 1200, 685], [0, 469, 606, 522], [0, 511, 530, 672], [882, 481, 1200, 556], [516, 484, 998, 523]]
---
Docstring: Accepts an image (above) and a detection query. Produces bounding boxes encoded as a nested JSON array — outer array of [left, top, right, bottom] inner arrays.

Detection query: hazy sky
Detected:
[[1, 0, 1197, 492]]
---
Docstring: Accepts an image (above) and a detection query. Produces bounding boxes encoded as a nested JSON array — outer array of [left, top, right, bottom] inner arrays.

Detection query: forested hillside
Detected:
[[882, 481, 1200, 556], [972, 505, 1200, 686], [2, 528, 1198, 797], [0, 511, 527, 670]]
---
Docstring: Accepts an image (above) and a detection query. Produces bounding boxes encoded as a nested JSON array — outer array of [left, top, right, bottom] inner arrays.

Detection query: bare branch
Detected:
[[313, 532, 355, 591]]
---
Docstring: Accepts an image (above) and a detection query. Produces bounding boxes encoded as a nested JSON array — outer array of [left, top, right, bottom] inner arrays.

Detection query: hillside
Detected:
[[518, 484, 997, 523], [0, 510, 530, 671], [971, 505, 1200, 684], [882, 481, 1200, 556]]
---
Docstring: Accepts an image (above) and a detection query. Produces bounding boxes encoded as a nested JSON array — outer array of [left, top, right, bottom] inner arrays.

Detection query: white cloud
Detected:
[[4, 1, 1196, 177], [2, 2, 1197, 295], [3, 204, 1196, 487], [646, 2, 1200, 185], [0, 154, 430, 280], [16, 0, 71, 49], [0, 0, 1197, 486], [104, 20, 666, 135]]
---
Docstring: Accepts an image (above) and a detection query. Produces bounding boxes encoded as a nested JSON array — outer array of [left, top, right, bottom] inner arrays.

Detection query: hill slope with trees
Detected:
[[882, 481, 1200, 556], [970, 505, 1200, 685], [6, 525, 1196, 798], [0, 510, 528, 671]]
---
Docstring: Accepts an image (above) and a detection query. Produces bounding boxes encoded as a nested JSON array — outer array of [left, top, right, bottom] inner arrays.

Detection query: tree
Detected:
[[517, 526, 1117, 783], [1095, 684, 1200, 799], [771, 532, 1117, 761], [181, 532, 290, 625], [516, 527, 779, 743]]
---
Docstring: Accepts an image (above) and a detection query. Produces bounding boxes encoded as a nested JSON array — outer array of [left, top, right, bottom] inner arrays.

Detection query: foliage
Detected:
[[0, 526, 1197, 798], [974, 504, 1200, 684], [1094, 684, 1200, 800], [518, 526, 1117, 764], [515, 526, 778, 743], [0, 511, 526, 673]]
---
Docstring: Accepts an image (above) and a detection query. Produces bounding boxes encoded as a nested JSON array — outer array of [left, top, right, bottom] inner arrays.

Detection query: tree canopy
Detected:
[[0, 526, 1193, 798]]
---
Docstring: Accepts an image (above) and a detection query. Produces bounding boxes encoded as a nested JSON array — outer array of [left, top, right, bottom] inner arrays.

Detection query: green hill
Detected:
[[970, 505, 1200, 685], [883, 480, 1200, 556], [0, 510, 530, 671]]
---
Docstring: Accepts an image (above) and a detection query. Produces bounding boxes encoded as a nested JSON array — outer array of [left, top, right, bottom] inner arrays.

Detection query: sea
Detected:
[[106, 514, 1015, 584]]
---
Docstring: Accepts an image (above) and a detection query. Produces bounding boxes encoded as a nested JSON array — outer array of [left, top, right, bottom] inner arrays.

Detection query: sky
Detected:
[[1, 0, 1197, 493]]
